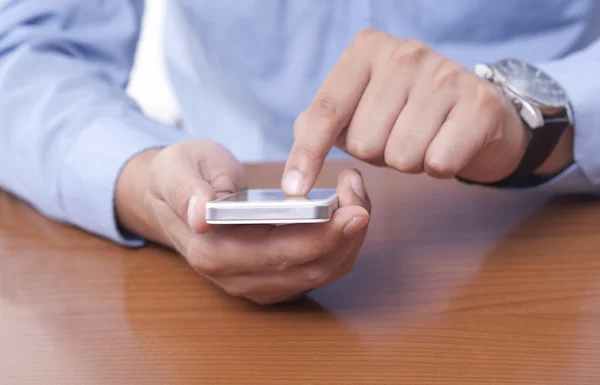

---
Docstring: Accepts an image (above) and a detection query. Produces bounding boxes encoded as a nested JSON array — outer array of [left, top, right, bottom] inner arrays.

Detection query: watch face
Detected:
[[495, 59, 568, 107]]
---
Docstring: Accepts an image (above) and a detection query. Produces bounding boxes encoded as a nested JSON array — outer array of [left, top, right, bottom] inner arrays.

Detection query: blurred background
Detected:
[[127, 0, 180, 126]]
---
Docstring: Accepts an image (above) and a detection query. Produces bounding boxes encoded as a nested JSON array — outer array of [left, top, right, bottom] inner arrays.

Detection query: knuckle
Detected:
[[425, 157, 456, 179], [384, 146, 424, 174], [345, 139, 384, 163], [354, 28, 385, 49], [391, 40, 429, 67], [309, 93, 340, 124], [403, 39, 429, 55]]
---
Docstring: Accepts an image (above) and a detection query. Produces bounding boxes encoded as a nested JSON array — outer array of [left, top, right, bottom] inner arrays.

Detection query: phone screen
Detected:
[[218, 189, 336, 203]]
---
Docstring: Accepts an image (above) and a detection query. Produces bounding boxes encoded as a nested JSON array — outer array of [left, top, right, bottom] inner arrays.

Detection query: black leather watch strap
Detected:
[[457, 119, 569, 188]]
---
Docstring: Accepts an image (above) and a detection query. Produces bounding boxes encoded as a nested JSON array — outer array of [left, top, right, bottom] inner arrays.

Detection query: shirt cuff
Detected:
[[60, 111, 191, 247], [531, 163, 600, 194], [534, 58, 600, 193]]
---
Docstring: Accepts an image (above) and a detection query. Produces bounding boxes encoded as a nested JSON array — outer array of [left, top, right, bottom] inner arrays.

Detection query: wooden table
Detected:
[[1, 161, 600, 384]]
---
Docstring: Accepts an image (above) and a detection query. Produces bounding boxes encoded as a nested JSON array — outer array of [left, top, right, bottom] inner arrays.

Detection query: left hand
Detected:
[[282, 28, 528, 194], [116, 140, 371, 305]]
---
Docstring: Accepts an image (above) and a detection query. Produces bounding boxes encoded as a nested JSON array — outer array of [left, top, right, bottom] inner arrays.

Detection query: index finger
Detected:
[[282, 34, 373, 195]]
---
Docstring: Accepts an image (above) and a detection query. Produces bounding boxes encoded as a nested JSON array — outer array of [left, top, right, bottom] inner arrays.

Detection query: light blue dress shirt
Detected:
[[0, 0, 599, 245]]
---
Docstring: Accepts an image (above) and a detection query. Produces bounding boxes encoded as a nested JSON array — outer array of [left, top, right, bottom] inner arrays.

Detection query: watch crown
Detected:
[[511, 98, 523, 111], [474, 63, 494, 81]]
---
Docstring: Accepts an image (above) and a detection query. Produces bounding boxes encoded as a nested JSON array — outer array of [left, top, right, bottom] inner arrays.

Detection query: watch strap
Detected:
[[457, 119, 568, 188]]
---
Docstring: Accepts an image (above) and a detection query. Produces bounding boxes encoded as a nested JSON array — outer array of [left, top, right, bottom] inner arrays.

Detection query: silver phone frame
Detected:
[[205, 189, 338, 225]]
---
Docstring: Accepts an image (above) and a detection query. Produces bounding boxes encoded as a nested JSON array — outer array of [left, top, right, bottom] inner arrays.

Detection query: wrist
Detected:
[[115, 148, 167, 245], [502, 102, 574, 180]]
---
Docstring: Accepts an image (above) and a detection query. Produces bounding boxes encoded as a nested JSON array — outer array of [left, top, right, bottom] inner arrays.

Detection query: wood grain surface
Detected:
[[1, 161, 600, 385]]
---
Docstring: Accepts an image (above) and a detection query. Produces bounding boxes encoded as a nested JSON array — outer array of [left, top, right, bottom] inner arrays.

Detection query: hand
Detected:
[[282, 28, 530, 194], [116, 139, 370, 305]]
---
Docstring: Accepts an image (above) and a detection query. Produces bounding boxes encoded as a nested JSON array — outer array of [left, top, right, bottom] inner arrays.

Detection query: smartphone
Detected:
[[205, 188, 338, 225]]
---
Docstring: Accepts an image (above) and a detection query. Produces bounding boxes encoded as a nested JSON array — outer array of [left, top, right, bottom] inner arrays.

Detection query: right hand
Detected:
[[116, 139, 371, 305]]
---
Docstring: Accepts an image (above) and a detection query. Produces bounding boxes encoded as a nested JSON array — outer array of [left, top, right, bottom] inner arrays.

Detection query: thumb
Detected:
[[150, 140, 246, 234]]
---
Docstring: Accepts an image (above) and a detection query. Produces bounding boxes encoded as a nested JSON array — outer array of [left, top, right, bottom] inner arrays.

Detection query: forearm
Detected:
[[0, 0, 189, 244]]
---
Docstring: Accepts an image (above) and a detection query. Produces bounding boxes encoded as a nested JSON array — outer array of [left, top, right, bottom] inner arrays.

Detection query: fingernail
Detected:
[[282, 170, 304, 195], [351, 175, 365, 200], [187, 195, 199, 232], [343, 216, 368, 236]]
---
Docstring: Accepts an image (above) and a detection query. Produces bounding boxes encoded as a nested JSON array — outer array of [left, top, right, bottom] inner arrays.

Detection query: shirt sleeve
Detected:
[[0, 1, 191, 246], [533, 38, 600, 194]]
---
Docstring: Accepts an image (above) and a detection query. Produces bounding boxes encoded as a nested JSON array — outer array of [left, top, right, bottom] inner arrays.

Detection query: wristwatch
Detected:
[[459, 58, 574, 188]]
